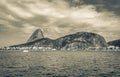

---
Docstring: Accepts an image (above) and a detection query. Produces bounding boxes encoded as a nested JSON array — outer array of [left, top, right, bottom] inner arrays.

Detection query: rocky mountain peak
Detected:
[[27, 29, 44, 43], [10, 31, 108, 50]]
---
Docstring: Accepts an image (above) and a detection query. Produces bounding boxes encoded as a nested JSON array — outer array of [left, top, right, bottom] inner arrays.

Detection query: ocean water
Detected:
[[0, 51, 120, 77]]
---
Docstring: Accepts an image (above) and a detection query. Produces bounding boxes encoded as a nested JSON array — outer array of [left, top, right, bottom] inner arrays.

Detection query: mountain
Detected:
[[107, 39, 120, 47], [10, 31, 107, 50], [27, 29, 44, 43], [55, 32, 107, 50]]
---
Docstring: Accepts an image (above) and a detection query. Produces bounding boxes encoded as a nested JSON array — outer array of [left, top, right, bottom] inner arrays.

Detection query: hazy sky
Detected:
[[0, 0, 120, 47]]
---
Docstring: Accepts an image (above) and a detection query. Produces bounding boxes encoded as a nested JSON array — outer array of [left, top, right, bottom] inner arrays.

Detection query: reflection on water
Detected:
[[0, 51, 120, 77]]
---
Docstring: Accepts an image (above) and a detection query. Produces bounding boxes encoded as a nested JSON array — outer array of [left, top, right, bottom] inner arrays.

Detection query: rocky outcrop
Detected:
[[108, 39, 120, 47], [27, 29, 44, 43], [11, 31, 107, 50], [55, 32, 107, 50]]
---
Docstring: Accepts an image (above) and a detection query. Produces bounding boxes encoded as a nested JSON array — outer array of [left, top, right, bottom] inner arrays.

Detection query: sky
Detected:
[[0, 0, 120, 47]]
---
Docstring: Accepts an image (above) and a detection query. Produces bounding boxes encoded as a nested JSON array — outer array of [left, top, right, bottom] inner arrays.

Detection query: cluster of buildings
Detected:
[[87, 46, 120, 51], [0, 45, 120, 51], [0, 46, 56, 51]]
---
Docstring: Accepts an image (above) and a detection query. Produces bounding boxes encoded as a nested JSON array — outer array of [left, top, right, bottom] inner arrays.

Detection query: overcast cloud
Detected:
[[0, 0, 120, 47]]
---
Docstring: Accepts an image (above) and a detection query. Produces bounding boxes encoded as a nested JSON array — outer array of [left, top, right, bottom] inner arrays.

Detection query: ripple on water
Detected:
[[0, 51, 120, 77]]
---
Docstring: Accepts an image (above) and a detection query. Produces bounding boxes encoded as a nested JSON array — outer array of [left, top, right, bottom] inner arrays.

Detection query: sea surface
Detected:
[[0, 51, 120, 77]]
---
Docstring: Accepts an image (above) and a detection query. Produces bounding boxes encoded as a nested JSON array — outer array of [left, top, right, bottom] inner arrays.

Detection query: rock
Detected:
[[10, 31, 107, 50], [27, 29, 44, 43], [108, 39, 120, 47], [55, 32, 107, 50]]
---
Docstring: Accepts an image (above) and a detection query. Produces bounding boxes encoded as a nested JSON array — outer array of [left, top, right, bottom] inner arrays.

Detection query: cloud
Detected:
[[65, 0, 120, 15], [0, 0, 120, 47]]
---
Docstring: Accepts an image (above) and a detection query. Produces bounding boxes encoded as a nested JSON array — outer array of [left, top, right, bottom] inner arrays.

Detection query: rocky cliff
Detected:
[[55, 32, 107, 50], [27, 29, 44, 43]]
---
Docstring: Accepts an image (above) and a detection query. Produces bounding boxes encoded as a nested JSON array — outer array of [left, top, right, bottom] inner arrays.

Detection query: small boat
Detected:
[[23, 50, 29, 52]]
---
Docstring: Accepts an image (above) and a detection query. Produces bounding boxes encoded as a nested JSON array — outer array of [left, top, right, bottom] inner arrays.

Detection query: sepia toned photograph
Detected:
[[0, 0, 120, 77]]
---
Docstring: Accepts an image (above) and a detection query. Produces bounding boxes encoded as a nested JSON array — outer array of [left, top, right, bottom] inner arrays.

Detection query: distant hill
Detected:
[[10, 29, 107, 50], [108, 39, 120, 47]]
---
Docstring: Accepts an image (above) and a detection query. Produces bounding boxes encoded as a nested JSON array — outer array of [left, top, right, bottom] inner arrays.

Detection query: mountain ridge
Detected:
[[10, 31, 107, 50]]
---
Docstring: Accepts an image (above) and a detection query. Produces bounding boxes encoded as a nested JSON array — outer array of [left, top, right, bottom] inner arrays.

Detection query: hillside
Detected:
[[108, 39, 120, 47], [10, 31, 107, 50]]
